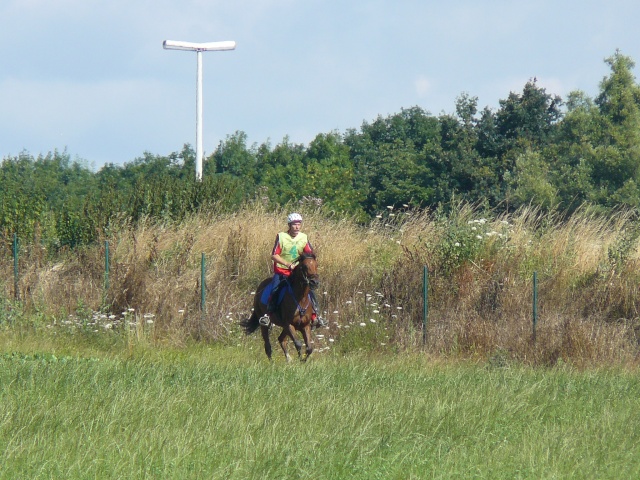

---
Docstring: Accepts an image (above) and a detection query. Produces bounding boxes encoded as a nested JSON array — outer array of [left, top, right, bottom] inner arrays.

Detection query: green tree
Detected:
[[591, 51, 640, 207], [211, 131, 257, 179], [495, 79, 563, 153], [505, 150, 558, 210], [255, 137, 307, 204], [304, 132, 365, 216]]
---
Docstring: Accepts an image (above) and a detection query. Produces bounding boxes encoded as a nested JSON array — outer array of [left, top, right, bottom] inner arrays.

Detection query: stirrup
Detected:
[[258, 314, 271, 327], [312, 316, 327, 329]]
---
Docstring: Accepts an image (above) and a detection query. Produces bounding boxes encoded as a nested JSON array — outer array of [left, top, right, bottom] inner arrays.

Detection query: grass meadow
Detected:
[[2, 204, 640, 477], [1, 338, 639, 479]]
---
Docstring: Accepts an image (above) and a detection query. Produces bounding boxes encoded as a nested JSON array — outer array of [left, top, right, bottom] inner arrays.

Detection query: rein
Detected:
[[284, 279, 310, 317], [279, 253, 318, 320]]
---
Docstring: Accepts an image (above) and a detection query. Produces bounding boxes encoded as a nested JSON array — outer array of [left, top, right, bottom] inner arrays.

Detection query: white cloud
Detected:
[[414, 75, 432, 97]]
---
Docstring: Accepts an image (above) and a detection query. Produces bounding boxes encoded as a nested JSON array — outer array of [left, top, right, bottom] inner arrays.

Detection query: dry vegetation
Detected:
[[2, 202, 640, 367]]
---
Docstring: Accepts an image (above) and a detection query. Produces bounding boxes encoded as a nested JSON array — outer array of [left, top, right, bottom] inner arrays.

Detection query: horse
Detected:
[[241, 253, 320, 362]]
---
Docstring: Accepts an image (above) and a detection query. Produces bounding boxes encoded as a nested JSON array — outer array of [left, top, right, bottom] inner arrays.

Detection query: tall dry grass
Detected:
[[2, 203, 640, 366]]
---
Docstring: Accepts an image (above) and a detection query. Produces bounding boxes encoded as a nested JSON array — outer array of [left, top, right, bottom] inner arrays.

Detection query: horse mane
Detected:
[[296, 252, 316, 262]]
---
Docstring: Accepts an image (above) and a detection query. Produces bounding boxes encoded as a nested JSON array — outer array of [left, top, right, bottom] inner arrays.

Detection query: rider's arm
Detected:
[[271, 235, 294, 270], [271, 253, 294, 269]]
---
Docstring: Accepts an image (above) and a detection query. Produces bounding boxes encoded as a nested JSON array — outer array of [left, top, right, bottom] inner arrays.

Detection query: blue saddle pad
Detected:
[[260, 281, 287, 307]]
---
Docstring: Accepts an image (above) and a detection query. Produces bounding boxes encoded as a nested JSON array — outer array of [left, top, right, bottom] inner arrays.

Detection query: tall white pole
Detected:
[[196, 50, 203, 181], [163, 39, 236, 182]]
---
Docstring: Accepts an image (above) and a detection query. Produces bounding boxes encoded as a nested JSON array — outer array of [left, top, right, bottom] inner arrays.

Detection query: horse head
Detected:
[[295, 253, 319, 290]]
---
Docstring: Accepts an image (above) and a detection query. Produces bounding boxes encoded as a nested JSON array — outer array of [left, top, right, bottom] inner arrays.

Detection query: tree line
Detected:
[[2, 50, 640, 249]]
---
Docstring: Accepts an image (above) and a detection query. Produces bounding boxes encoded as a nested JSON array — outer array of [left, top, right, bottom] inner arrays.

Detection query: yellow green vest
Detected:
[[277, 232, 308, 267]]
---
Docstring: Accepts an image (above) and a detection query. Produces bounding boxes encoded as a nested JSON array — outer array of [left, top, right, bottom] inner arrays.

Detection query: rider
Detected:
[[259, 212, 327, 329]]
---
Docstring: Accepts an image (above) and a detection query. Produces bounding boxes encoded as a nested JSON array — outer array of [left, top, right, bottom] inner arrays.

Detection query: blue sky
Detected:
[[1, 0, 639, 170]]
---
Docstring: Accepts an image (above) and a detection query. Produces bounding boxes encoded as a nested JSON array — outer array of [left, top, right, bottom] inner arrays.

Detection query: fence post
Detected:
[[201, 253, 206, 314], [13, 233, 19, 300], [532, 271, 538, 342], [104, 240, 110, 292], [423, 265, 428, 346]]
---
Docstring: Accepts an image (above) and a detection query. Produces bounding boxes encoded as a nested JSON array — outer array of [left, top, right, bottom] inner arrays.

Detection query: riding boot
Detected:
[[309, 290, 327, 328]]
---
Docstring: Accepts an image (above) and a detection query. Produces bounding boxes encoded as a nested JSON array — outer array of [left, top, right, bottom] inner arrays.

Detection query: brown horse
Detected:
[[241, 253, 319, 361]]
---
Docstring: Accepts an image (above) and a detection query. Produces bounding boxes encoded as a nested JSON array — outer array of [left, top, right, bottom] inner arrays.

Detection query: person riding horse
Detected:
[[259, 212, 327, 329]]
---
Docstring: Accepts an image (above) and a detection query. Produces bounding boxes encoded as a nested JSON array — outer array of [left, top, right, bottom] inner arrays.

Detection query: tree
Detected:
[[496, 79, 563, 154], [211, 131, 257, 179], [255, 137, 307, 204], [591, 51, 640, 207], [303, 132, 365, 216], [505, 150, 558, 210]]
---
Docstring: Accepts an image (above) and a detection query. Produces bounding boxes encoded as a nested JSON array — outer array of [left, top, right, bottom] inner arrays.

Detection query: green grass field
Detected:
[[1, 334, 639, 480]]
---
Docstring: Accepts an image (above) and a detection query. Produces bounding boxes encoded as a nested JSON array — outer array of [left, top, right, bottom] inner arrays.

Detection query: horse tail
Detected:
[[240, 312, 260, 335]]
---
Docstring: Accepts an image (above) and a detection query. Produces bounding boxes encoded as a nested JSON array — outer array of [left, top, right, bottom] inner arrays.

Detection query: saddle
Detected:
[[260, 280, 288, 308]]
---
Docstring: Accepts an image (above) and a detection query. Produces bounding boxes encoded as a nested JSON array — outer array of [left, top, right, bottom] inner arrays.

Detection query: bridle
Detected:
[[294, 255, 319, 290]]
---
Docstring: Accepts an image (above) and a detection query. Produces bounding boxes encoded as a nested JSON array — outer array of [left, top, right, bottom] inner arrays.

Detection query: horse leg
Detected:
[[284, 323, 304, 359], [260, 325, 273, 361], [277, 329, 293, 362], [300, 323, 314, 361]]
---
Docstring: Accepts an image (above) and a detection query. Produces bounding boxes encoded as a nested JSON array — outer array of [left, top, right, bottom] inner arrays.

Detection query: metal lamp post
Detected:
[[163, 39, 236, 181]]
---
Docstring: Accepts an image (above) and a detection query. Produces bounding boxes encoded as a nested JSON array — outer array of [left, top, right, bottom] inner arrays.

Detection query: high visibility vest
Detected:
[[276, 232, 308, 269]]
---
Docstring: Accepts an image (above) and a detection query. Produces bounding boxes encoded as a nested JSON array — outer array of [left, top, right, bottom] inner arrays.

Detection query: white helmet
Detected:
[[287, 212, 303, 224]]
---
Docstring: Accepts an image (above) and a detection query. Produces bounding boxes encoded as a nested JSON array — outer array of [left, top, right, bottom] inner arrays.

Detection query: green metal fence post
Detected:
[[201, 253, 206, 313], [533, 271, 538, 342], [13, 233, 18, 300], [423, 266, 428, 347], [104, 240, 110, 292]]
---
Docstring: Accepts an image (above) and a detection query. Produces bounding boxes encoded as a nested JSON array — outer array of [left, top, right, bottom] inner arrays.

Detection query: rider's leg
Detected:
[[266, 274, 285, 313], [309, 290, 327, 328], [260, 275, 284, 326]]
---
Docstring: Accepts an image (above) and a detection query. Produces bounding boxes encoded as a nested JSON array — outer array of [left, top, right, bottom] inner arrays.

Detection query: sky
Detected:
[[1, 0, 640, 170]]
